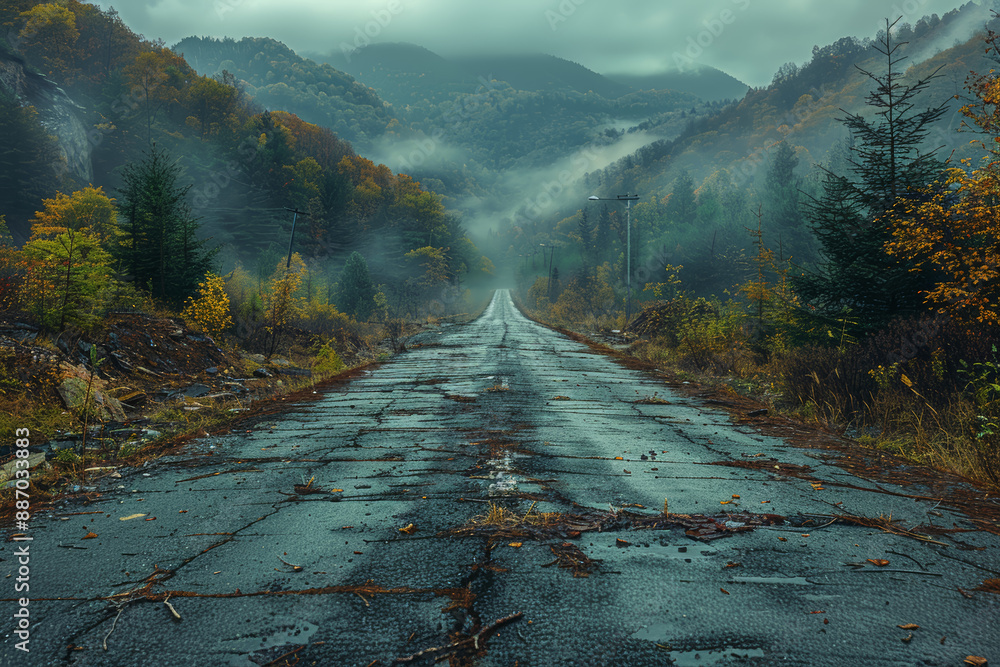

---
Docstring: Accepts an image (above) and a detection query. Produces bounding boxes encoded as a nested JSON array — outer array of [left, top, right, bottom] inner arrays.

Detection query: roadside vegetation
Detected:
[[516, 24, 1000, 489]]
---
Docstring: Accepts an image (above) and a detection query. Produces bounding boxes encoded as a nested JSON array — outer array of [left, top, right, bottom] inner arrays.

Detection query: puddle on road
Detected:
[[731, 575, 811, 585], [666, 646, 766, 666], [222, 618, 319, 665], [631, 625, 765, 665]]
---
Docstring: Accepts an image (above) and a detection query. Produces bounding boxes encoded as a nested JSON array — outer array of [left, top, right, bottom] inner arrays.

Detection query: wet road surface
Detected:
[[3, 290, 999, 666]]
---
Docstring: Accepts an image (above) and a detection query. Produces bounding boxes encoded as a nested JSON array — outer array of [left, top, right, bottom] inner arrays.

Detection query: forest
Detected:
[[0, 0, 495, 335]]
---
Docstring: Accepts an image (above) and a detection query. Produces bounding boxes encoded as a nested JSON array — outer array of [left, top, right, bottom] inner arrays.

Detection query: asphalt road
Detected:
[[3, 289, 999, 666]]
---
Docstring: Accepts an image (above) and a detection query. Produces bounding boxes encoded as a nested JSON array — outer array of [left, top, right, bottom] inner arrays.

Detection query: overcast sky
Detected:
[[96, 0, 971, 86]]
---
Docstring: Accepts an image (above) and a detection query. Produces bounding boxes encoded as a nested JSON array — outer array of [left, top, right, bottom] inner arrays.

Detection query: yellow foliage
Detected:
[[885, 167, 1000, 325], [181, 272, 232, 339]]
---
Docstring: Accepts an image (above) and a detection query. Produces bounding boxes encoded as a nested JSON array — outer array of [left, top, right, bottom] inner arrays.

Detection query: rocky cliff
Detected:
[[0, 48, 93, 184]]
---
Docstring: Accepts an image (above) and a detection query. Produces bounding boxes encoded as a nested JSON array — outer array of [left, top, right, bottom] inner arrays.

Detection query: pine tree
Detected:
[[116, 146, 218, 304], [666, 171, 698, 225], [794, 18, 947, 334], [335, 251, 375, 321], [761, 142, 810, 262]]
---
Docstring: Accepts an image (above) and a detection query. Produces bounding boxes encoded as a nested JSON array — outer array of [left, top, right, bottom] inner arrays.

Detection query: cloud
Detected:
[[97, 0, 967, 86]]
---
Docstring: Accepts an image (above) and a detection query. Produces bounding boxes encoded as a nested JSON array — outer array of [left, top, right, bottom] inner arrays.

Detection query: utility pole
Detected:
[[587, 193, 639, 330], [284, 207, 305, 270]]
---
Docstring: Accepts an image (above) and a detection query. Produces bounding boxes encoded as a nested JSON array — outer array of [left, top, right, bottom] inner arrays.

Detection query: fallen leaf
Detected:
[[331, 488, 344, 493], [178, 510, 187, 514], [760, 500, 771, 504], [732, 494, 740, 499], [145, 517, 156, 521], [614, 456, 623, 460], [901, 634, 913, 643], [399, 523, 417, 535], [720, 588, 730, 595], [720, 500, 731, 505], [616, 538, 631, 547], [509, 542, 523, 548], [778, 537, 787, 542], [807, 610, 825, 614], [964, 657, 988, 667], [552, 396, 570, 400], [724, 561, 741, 568], [213, 571, 221, 574], [353, 551, 362, 555], [898, 624, 920, 630], [867, 559, 890, 567], [119, 514, 147, 521], [82, 532, 97, 540], [801, 533, 810, 537], [623, 469, 631, 474]]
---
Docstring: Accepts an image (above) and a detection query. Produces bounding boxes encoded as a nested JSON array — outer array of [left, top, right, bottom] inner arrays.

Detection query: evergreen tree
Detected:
[[761, 142, 810, 262], [116, 146, 218, 304], [794, 19, 947, 334], [666, 170, 698, 225], [336, 251, 375, 320]]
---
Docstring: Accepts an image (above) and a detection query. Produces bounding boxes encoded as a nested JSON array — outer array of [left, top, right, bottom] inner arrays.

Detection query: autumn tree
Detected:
[[30, 186, 119, 244], [181, 272, 233, 339], [885, 27, 1000, 325], [123, 49, 192, 144], [263, 254, 306, 356], [17, 3, 79, 76], [21, 224, 112, 331]]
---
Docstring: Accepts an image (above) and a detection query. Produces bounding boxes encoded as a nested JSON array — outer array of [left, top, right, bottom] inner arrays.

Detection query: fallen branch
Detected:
[[393, 612, 524, 663], [103, 606, 124, 651], [163, 595, 181, 620]]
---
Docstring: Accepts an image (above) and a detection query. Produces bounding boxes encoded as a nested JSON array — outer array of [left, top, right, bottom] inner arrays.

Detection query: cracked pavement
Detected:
[[2, 290, 999, 666]]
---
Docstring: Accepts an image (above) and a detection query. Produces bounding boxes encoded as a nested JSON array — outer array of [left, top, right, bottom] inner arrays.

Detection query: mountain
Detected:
[[594, 3, 998, 201], [319, 44, 633, 105], [172, 36, 393, 149], [607, 65, 750, 103], [458, 54, 632, 99]]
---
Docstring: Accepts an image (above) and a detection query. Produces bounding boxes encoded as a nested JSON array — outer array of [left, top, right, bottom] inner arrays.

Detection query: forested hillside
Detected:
[[0, 0, 494, 350], [507, 3, 1000, 484]]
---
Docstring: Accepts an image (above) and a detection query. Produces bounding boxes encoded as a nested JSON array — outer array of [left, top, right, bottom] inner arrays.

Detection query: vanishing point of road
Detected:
[[3, 290, 999, 666]]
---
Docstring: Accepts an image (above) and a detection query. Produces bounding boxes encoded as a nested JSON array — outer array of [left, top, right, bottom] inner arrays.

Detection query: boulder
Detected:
[[56, 363, 127, 422]]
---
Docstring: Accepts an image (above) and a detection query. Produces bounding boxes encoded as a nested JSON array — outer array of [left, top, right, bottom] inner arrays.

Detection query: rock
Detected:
[[271, 356, 291, 366], [0, 452, 45, 485], [205, 367, 218, 375], [181, 384, 210, 398], [78, 341, 93, 354], [253, 367, 272, 378], [57, 375, 127, 422]]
